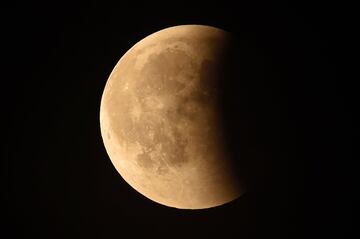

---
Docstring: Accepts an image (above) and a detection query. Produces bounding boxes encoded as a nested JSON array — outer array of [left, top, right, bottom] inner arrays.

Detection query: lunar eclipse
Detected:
[[100, 25, 244, 209], [5, 2, 349, 238]]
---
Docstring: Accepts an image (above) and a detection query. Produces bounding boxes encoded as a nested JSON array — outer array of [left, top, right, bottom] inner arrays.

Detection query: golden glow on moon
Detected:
[[100, 25, 244, 209]]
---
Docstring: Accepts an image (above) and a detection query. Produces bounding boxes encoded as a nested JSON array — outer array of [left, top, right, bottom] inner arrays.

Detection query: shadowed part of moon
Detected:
[[100, 25, 245, 209]]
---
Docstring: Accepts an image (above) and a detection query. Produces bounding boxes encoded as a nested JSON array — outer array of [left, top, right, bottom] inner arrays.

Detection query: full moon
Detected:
[[100, 25, 244, 209]]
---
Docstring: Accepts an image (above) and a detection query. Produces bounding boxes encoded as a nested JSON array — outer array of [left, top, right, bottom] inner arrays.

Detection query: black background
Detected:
[[3, 1, 353, 239]]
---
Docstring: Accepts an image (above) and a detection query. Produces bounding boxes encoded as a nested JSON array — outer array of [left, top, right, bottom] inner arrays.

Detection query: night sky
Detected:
[[3, 1, 353, 239]]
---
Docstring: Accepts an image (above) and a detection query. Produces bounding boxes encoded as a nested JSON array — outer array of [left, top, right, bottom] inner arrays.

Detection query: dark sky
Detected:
[[3, 1, 353, 239]]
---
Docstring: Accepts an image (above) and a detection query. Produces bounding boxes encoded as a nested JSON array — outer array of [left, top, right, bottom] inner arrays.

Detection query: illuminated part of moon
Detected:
[[100, 25, 244, 209]]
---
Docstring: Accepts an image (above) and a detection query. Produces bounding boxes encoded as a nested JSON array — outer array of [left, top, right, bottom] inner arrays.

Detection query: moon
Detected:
[[100, 25, 244, 209]]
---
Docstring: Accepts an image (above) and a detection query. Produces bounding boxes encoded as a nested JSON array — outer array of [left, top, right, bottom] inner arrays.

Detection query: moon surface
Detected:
[[100, 25, 244, 209]]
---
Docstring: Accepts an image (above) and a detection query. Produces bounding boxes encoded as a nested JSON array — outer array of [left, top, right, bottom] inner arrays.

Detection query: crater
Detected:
[[136, 152, 153, 169], [156, 164, 169, 175], [152, 128, 189, 167], [139, 49, 195, 95], [176, 97, 199, 121]]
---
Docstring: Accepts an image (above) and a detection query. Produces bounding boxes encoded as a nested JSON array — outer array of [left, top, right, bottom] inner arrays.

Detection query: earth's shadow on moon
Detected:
[[219, 36, 269, 195], [217, 33, 299, 214], [120, 31, 303, 237]]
